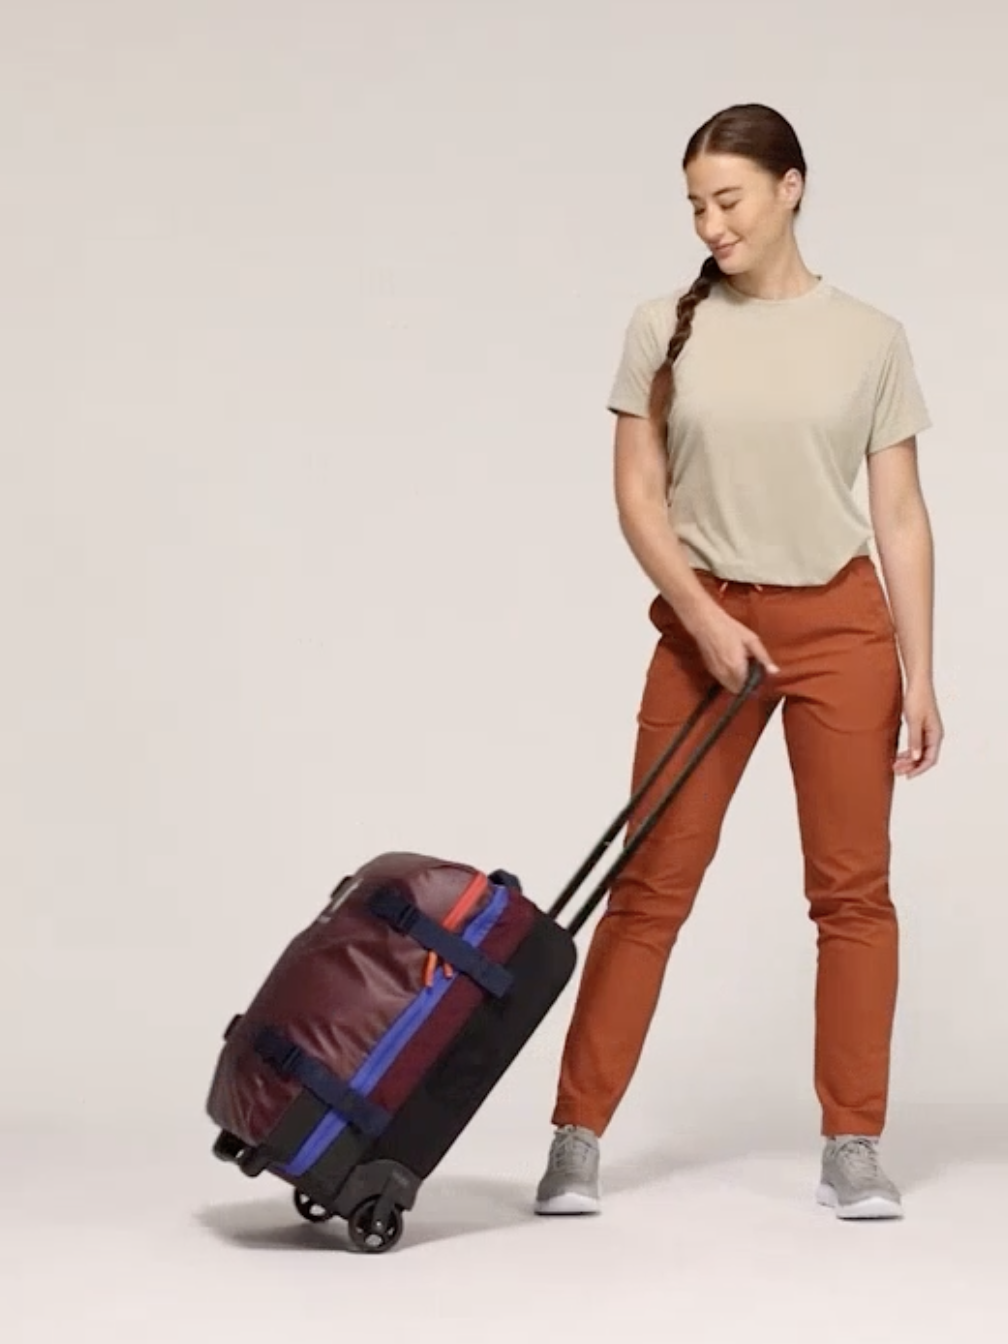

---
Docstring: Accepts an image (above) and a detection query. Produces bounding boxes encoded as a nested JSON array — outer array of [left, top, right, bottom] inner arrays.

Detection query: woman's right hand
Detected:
[[687, 603, 779, 694]]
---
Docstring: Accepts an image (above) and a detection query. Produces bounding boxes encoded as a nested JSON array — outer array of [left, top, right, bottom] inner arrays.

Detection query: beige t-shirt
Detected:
[[607, 277, 931, 586]]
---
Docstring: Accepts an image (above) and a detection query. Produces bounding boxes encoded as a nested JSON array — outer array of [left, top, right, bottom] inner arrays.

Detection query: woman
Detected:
[[534, 103, 942, 1222]]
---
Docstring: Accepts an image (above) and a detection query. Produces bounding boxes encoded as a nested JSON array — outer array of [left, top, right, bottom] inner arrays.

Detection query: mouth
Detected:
[[713, 242, 739, 260]]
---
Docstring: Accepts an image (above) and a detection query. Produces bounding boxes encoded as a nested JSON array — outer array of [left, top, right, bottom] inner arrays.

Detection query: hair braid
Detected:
[[648, 255, 722, 426]]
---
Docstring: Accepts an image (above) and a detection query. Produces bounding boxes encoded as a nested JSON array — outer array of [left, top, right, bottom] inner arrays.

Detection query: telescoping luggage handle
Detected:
[[548, 659, 764, 938]]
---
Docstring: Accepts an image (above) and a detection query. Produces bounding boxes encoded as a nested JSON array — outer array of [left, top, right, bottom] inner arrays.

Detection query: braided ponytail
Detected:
[[647, 254, 722, 426]]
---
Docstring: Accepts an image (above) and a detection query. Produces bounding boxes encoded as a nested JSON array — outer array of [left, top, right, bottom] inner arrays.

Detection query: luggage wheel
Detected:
[[292, 1189, 404, 1251], [293, 1189, 337, 1224], [346, 1195, 404, 1254]]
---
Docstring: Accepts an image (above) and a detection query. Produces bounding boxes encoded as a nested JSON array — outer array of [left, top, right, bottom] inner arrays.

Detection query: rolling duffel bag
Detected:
[[206, 662, 762, 1253]]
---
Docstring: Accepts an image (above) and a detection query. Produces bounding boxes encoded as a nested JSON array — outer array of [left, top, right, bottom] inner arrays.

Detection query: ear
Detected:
[[780, 168, 804, 211]]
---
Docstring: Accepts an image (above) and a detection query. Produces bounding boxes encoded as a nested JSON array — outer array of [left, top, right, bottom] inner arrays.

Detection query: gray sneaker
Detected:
[[534, 1125, 601, 1215], [817, 1136, 903, 1220]]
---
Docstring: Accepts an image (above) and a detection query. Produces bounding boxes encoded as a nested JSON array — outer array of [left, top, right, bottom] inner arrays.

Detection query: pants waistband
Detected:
[[695, 556, 873, 597]]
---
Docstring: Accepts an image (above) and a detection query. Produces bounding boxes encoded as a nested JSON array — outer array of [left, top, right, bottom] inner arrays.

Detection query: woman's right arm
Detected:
[[612, 412, 779, 692]]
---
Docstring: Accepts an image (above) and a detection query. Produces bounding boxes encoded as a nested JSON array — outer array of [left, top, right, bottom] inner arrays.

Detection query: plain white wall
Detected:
[[1, 0, 1004, 1155]]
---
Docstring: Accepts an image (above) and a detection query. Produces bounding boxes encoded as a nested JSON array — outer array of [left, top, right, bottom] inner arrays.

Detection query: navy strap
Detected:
[[253, 1027, 391, 1138], [368, 886, 513, 999]]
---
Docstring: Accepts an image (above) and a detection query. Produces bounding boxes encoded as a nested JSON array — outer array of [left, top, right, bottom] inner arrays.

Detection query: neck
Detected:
[[725, 244, 819, 301]]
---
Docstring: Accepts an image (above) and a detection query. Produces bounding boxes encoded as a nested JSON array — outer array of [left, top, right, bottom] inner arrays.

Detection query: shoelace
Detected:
[[835, 1137, 882, 1181], [552, 1128, 594, 1173]]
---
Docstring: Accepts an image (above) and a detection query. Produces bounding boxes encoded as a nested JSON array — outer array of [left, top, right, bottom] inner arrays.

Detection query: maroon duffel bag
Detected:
[[205, 665, 761, 1252]]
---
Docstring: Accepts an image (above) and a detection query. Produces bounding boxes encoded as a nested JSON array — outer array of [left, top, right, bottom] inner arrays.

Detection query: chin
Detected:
[[711, 246, 747, 273]]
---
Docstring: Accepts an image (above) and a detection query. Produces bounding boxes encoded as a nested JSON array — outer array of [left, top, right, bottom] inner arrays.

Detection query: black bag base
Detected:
[[211, 905, 578, 1253]]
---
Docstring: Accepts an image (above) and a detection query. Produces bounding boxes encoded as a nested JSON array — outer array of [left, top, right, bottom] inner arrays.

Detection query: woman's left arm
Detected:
[[867, 439, 944, 778]]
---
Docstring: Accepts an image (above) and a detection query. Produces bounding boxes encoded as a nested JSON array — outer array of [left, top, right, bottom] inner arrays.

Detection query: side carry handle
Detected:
[[549, 659, 764, 937]]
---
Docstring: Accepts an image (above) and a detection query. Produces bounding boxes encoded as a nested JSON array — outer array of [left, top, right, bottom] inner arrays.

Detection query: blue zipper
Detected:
[[280, 881, 510, 1177]]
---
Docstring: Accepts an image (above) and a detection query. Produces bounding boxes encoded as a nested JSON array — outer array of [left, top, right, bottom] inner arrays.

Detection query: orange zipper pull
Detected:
[[420, 872, 487, 989]]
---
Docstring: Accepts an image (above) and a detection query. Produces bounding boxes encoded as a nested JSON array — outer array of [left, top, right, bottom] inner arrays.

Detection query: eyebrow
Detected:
[[687, 186, 743, 202]]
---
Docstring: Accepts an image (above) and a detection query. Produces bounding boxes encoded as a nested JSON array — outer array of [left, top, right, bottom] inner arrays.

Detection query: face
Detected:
[[684, 152, 802, 275]]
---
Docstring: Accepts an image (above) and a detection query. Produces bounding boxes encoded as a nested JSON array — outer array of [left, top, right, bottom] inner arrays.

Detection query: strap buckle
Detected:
[[368, 885, 417, 934]]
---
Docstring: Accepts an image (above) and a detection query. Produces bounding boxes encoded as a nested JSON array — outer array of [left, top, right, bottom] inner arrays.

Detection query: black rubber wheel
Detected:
[[347, 1197, 404, 1254], [293, 1190, 335, 1224]]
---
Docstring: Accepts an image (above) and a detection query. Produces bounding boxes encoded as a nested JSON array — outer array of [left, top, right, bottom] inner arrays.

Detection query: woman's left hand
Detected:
[[894, 680, 944, 778]]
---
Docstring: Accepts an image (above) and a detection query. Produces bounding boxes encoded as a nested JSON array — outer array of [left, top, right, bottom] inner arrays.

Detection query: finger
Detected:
[[893, 733, 917, 775], [908, 717, 925, 765], [743, 632, 780, 676], [901, 716, 940, 777], [723, 662, 746, 695], [908, 724, 942, 777], [706, 657, 737, 694], [894, 718, 922, 777]]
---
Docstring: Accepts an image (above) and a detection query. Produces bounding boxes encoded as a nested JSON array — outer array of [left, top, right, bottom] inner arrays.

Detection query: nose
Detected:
[[696, 207, 725, 244]]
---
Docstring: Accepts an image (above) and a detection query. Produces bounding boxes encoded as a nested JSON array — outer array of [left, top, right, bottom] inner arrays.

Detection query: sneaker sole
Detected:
[[816, 1181, 903, 1220], [534, 1191, 601, 1216]]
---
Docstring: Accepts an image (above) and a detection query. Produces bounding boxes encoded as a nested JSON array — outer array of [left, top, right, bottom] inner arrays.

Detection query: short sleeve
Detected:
[[867, 324, 931, 454], [606, 302, 667, 418]]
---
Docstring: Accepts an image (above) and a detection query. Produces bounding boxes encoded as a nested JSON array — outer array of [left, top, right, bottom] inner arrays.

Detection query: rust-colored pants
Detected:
[[552, 556, 903, 1139]]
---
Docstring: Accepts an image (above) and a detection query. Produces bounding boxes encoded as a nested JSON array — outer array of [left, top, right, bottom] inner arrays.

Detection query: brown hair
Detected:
[[647, 104, 808, 425]]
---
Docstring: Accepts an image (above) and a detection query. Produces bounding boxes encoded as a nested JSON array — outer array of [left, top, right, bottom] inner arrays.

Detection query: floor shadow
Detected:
[[197, 1199, 344, 1253], [196, 1172, 534, 1255], [196, 1141, 752, 1256], [591, 1141, 728, 1196], [196, 1103, 1008, 1252]]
